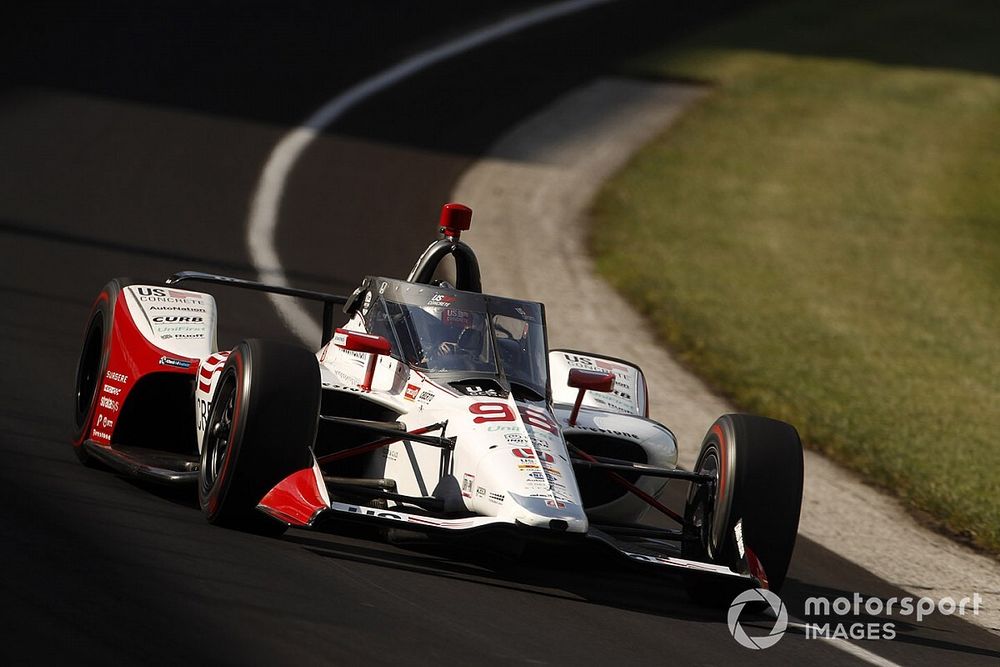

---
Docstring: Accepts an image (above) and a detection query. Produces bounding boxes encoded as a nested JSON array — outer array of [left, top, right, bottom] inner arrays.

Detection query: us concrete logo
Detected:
[[728, 588, 788, 649]]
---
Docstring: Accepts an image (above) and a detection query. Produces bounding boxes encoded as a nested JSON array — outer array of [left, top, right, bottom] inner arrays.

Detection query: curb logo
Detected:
[[728, 588, 788, 649]]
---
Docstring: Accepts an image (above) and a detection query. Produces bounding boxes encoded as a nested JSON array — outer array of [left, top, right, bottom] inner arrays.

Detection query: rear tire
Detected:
[[682, 414, 803, 604], [198, 339, 320, 535], [72, 278, 132, 464]]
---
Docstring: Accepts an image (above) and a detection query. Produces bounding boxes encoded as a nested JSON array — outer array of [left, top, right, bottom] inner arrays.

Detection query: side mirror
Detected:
[[567, 368, 615, 426], [334, 328, 392, 391]]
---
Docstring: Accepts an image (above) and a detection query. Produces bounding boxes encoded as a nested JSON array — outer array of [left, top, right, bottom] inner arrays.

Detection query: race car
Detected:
[[72, 202, 804, 601]]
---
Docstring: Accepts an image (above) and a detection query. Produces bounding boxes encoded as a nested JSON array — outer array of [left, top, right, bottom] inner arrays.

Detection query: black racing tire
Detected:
[[682, 414, 803, 604], [72, 278, 132, 464], [199, 338, 320, 535]]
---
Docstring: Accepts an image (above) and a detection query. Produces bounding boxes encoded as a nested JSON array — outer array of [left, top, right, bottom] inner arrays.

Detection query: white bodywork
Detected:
[[118, 285, 225, 452], [307, 314, 678, 533], [122, 285, 217, 359], [166, 282, 679, 534]]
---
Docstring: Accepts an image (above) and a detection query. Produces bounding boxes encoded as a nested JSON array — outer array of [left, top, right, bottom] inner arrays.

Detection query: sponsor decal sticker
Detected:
[[148, 305, 206, 313], [197, 398, 210, 431], [575, 425, 640, 440], [459, 384, 507, 398], [529, 435, 554, 450], [105, 371, 128, 384], [416, 390, 435, 404], [156, 325, 204, 334], [404, 384, 420, 401], [159, 356, 192, 369], [511, 448, 555, 463], [99, 396, 120, 412], [135, 287, 205, 304], [461, 473, 475, 498], [161, 333, 204, 339], [427, 293, 457, 306]]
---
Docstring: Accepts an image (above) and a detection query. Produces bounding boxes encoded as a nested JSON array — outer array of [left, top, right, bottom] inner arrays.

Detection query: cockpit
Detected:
[[360, 278, 549, 400]]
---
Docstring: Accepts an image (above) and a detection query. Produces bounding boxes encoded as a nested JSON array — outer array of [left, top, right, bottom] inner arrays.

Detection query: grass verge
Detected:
[[591, 0, 1000, 551]]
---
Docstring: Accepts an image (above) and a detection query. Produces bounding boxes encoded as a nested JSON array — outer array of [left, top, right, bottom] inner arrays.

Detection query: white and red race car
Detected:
[[72, 203, 803, 601]]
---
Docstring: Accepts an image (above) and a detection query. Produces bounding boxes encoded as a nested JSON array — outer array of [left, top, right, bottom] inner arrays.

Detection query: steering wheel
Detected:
[[493, 321, 515, 340]]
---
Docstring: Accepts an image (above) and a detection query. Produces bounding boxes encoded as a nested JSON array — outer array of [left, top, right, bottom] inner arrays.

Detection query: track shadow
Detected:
[[0, 217, 353, 289], [6, 2, 995, 158], [278, 520, 1000, 661], [282, 528, 726, 623], [1, 1, 737, 156], [779, 577, 1000, 661]]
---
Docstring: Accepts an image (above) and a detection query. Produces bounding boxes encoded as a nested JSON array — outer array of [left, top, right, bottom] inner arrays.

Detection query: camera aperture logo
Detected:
[[728, 588, 788, 649]]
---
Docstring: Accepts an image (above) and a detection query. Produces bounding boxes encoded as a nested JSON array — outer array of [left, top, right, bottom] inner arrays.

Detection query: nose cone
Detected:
[[508, 492, 588, 533]]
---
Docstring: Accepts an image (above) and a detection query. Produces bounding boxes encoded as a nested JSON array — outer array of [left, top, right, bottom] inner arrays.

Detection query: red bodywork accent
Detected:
[[438, 202, 472, 239], [745, 545, 769, 589], [257, 468, 327, 526], [711, 423, 727, 501], [567, 368, 615, 426], [334, 328, 390, 392], [81, 293, 199, 449], [198, 353, 229, 393], [333, 328, 391, 355], [512, 448, 555, 463], [568, 368, 616, 392]]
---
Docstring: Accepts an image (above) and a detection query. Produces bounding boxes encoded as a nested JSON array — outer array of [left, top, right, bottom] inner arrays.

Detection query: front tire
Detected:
[[682, 414, 803, 603], [199, 339, 320, 535], [72, 278, 132, 464]]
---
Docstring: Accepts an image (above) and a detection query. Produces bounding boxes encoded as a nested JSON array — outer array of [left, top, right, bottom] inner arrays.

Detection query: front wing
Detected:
[[256, 464, 755, 586]]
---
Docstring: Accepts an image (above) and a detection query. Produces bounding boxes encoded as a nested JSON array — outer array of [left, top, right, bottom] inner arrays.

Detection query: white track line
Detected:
[[246, 0, 616, 345], [785, 621, 903, 666]]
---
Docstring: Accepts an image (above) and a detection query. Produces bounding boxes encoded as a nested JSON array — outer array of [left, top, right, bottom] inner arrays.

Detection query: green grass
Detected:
[[592, 0, 1000, 551]]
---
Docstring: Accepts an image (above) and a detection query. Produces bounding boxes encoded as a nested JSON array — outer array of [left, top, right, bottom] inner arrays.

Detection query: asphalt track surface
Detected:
[[2, 2, 999, 664]]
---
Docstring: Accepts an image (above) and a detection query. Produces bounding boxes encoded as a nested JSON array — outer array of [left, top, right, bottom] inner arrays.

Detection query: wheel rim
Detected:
[[692, 448, 721, 558], [201, 371, 236, 494], [75, 314, 103, 427]]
